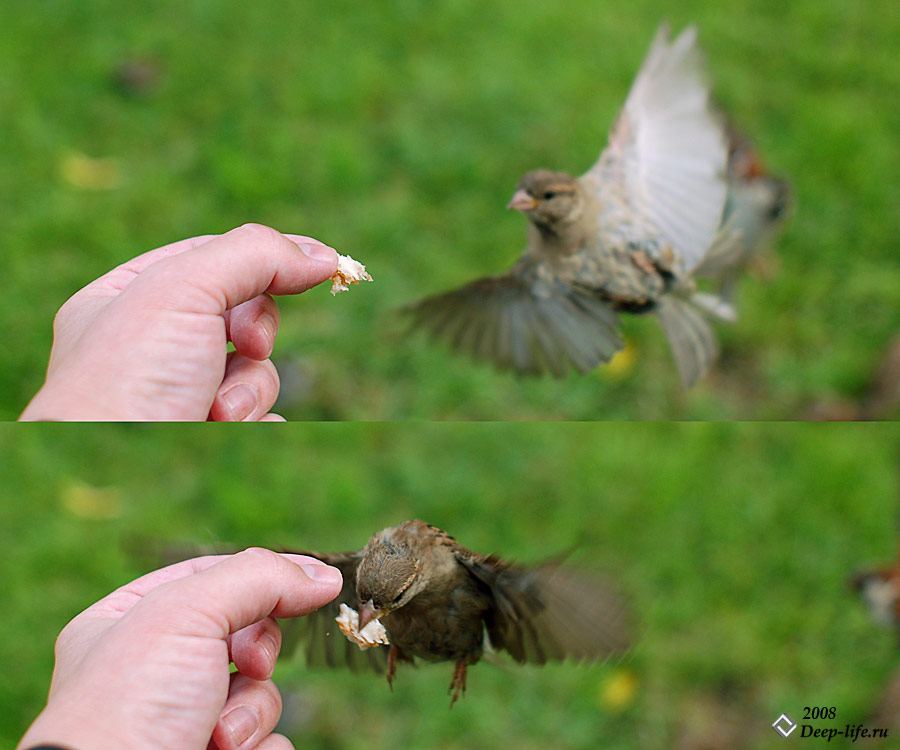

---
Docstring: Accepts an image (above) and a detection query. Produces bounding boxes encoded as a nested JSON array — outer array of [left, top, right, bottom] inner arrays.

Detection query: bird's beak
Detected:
[[357, 599, 381, 630], [507, 188, 537, 212]]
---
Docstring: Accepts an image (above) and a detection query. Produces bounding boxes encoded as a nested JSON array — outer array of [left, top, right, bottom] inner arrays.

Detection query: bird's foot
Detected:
[[447, 660, 467, 707], [386, 645, 400, 692]]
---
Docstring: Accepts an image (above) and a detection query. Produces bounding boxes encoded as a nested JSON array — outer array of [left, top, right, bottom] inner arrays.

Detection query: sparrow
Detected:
[[850, 563, 900, 630], [851, 506, 900, 738], [851, 559, 900, 634], [287, 519, 632, 704], [407, 24, 742, 388], [850, 473, 900, 634]]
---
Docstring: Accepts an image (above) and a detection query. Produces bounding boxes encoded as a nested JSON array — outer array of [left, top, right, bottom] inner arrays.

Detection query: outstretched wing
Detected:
[[280, 549, 388, 673], [454, 551, 632, 665], [584, 24, 727, 273], [406, 262, 623, 377]]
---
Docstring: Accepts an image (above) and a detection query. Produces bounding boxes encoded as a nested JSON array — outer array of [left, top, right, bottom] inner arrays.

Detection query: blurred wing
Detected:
[[280, 549, 387, 674], [405, 265, 623, 377], [455, 551, 632, 665], [585, 24, 727, 272]]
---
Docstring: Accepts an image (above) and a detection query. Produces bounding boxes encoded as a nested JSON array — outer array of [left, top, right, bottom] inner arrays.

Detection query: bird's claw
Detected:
[[448, 660, 467, 707], [386, 645, 399, 692]]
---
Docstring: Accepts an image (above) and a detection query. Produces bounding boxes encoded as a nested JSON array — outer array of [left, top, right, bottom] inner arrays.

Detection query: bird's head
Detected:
[[850, 568, 900, 627], [508, 170, 582, 231], [355, 526, 426, 629]]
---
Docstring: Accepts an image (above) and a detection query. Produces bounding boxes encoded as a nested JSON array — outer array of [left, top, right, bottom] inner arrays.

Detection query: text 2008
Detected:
[[803, 706, 837, 720]]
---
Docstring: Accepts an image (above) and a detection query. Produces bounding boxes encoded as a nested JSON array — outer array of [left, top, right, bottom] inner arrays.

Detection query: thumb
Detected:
[[127, 549, 343, 638]]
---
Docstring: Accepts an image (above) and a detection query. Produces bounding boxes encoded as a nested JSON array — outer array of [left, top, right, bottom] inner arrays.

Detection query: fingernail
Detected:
[[221, 706, 259, 747], [256, 631, 279, 665], [297, 241, 337, 264], [257, 312, 276, 341], [221, 384, 259, 421], [300, 563, 342, 585]]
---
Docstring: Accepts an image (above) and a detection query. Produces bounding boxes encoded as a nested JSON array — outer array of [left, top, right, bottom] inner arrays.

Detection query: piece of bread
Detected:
[[330, 254, 373, 296], [335, 602, 389, 649]]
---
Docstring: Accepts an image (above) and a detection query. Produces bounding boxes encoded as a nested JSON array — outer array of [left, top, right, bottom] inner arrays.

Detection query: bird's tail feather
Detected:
[[690, 292, 736, 323], [654, 295, 719, 388]]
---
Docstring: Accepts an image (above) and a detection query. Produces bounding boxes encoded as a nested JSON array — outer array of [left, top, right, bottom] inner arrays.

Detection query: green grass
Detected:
[[2, 0, 899, 419], [3, 423, 900, 748]]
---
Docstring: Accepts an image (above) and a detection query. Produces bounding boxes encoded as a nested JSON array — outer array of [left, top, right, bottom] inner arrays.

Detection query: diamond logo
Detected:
[[772, 713, 797, 738]]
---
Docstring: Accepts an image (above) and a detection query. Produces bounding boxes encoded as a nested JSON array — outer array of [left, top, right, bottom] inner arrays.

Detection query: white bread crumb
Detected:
[[330, 254, 373, 296], [335, 602, 389, 649]]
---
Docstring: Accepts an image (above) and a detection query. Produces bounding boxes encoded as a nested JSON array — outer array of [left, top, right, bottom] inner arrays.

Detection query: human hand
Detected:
[[17, 548, 343, 750], [20, 223, 339, 421]]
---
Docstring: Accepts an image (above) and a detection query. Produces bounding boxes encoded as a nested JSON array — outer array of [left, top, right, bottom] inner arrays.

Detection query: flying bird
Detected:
[[849, 472, 900, 736], [286, 519, 632, 704], [851, 562, 900, 634], [407, 24, 741, 388], [850, 463, 900, 635], [852, 541, 900, 635]]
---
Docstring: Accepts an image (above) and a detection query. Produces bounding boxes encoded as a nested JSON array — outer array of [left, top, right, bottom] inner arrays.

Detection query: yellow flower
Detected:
[[597, 668, 638, 712], [602, 340, 637, 380], [60, 151, 121, 190], [61, 480, 122, 520]]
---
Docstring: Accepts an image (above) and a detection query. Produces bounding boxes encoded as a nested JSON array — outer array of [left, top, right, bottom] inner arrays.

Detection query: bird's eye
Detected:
[[542, 191, 556, 200]]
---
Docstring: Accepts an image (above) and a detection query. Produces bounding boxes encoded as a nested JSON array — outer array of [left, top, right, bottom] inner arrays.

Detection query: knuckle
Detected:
[[52, 299, 76, 333], [54, 621, 77, 656], [238, 546, 283, 571], [235, 223, 285, 248]]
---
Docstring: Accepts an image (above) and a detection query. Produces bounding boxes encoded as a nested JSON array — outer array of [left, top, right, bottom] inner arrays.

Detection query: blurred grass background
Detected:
[[3, 0, 899, 419], [3, 422, 900, 748]]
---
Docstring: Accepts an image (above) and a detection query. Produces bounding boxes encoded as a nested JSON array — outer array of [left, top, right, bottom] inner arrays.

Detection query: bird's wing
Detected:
[[405, 263, 624, 377], [280, 549, 388, 673], [585, 23, 727, 273], [453, 550, 632, 665]]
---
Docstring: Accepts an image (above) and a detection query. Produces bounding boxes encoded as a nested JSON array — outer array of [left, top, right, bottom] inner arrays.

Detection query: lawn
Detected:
[[3, 423, 900, 748], [2, 0, 899, 419]]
